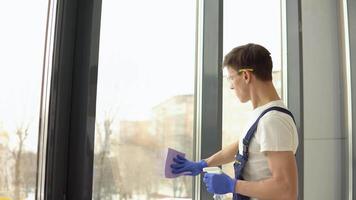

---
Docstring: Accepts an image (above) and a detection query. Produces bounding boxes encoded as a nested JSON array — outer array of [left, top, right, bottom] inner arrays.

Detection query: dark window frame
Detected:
[[44, 0, 102, 199]]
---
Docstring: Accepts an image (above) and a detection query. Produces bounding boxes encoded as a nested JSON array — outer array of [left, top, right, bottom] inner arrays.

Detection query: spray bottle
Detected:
[[203, 167, 225, 200]]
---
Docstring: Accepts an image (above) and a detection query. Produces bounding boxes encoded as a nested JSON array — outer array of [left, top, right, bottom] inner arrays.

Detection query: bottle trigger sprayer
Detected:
[[203, 167, 225, 200]]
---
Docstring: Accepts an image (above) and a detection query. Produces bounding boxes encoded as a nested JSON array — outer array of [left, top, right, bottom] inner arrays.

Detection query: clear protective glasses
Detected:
[[226, 68, 254, 82]]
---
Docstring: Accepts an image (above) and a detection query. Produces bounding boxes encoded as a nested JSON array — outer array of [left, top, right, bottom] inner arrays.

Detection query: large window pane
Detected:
[[222, 0, 283, 182], [0, 1, 48, 200], [92, 0, 197, 199]]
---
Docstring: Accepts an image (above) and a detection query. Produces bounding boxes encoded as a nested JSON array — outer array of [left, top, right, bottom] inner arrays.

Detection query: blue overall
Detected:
[[233, 106, 295, 200]]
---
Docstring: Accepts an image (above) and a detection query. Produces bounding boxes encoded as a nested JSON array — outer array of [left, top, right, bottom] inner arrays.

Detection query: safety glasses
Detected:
[[237, 68, 254, 74]]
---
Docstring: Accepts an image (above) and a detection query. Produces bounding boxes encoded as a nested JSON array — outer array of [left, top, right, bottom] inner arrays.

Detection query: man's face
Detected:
[[227, 67, 250, 103]]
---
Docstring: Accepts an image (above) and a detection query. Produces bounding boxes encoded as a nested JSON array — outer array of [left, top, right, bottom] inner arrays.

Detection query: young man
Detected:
[[171, 43, 299, 200]]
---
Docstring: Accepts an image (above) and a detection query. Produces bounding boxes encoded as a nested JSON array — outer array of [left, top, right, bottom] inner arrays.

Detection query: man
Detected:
[[171, 43, 298, 200]]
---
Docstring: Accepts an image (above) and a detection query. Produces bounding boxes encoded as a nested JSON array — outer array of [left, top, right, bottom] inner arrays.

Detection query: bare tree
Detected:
[[0, 144, 11, 192], [20, 152, 37, 197], [110, 138, 132, 200], [94, 118, 117, 200], [11, 126, 29, 200], [118, 135, 160, 199]]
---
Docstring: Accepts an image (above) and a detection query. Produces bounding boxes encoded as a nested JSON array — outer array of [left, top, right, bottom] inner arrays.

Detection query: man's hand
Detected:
[[203, 173, 237, 194], [170, 155, 208, 176]]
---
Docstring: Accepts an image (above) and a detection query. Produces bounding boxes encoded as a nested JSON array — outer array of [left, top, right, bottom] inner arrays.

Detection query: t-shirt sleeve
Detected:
[[257, 115, 295, 152]]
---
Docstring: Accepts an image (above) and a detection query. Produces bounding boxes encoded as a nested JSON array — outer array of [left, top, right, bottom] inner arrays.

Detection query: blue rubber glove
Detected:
[[203, 173, 237, 194], [170, 155, 208, 176]]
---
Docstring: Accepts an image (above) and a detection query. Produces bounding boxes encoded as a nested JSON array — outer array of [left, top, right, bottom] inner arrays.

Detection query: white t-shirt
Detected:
[[237, 100, 299, 185]]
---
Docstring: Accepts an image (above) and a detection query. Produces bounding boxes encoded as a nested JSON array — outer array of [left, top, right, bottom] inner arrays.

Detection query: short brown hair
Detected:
[[223, 43, 273, 81]]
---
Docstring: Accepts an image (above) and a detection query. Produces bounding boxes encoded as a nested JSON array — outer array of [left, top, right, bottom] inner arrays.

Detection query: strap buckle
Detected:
[[242, 139, 249, 156]]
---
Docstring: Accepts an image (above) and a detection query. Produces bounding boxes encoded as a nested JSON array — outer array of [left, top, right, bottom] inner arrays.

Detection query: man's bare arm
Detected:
[[204, 142, 238, 167], [235, 151, 298, 200]]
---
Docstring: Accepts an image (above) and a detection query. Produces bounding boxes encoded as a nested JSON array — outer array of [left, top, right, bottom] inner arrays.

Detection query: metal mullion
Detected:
[[199, 0, 223, 200], [338, 0, 352, 199], [346, 0, 355, 198], [285, 0, 304, 199], [193, 0, 204, 199], [43, 0, 102, 199], [44, 0, 78, 199], [66, 0, 102, 199], [36, 0, 58, 199]]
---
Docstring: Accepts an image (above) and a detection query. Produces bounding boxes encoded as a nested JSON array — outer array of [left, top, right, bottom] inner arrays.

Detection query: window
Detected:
[[92, 0, 197, 199], [0, 1, 49, 199], [222, 0, 283, 180]]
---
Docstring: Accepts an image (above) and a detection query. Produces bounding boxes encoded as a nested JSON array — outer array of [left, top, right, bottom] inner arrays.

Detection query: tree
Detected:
[[11, 126, 29, 200], [0, 144, 11, 192], [0, 129, 11, 192], [93, 118, 118, 200], [117, 133, 160, 200], [20, 152, 37, 196]]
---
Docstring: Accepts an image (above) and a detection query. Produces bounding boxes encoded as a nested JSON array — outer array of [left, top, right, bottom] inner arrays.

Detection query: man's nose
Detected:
[[230, 84, 234, 90]]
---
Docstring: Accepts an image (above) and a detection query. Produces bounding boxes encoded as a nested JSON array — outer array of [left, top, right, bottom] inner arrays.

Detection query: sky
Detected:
[[0, 0, 281, 152], [0, 0, 48, 152]]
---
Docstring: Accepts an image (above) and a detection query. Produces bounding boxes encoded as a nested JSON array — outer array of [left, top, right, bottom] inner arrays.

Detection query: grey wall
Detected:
[[301, 0, 346, 199]]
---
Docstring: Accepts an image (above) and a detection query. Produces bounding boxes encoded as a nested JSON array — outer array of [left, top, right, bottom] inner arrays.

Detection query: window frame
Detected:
[[285, 0, 304, 199], [42, 0, 102, 199], [195, 0, 223, 199]]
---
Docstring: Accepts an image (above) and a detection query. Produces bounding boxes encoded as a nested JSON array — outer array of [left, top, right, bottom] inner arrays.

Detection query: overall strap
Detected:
[[242, 106, 295, 157]]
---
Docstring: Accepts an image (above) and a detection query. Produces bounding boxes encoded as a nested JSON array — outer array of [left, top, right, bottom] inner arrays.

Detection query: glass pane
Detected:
[[222, 0, 283, 189], [93, 0, 197, 199], [0, 1, 49, 200]]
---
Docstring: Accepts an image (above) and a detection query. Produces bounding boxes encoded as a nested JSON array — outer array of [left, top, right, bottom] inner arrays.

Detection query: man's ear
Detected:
[[243, 71, 251, 83]]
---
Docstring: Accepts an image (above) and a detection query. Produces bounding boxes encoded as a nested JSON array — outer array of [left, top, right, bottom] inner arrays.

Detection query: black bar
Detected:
[[66, 0, 102, 199], [44, 0, 102, 199], [45, 0, 78, 199]]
